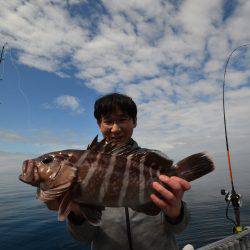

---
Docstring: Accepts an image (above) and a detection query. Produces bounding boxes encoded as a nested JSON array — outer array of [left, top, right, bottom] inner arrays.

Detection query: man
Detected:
[[67, 93, 190, 250]]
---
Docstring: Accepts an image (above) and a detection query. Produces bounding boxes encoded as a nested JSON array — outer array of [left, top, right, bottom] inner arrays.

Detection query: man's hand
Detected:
[[150, 175, 191, 220]]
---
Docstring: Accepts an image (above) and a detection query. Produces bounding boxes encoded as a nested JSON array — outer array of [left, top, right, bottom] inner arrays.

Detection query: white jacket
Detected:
[[67, 139, 189, 250], [68, 203, 189, 250]]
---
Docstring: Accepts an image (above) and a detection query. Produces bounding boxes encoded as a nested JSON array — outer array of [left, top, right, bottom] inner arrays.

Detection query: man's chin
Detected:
[[110, 138, 127, 146]]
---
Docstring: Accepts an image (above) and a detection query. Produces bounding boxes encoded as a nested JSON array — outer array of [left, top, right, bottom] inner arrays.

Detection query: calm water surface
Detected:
[[0, 154, 249, 249]]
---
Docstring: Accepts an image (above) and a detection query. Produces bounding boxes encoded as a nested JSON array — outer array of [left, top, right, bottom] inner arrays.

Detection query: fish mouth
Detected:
[[19, 160, 39, 186]]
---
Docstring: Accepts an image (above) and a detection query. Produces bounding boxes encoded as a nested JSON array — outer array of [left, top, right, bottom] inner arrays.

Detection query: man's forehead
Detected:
[[102, 111, 129, 119]]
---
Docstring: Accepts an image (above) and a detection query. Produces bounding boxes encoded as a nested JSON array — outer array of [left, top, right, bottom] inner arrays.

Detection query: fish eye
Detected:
[[41, 156, 54, 164]]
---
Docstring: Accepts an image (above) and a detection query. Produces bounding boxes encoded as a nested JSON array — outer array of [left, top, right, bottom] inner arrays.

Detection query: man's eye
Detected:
[[104, 120, 112, 124], [42, 156, 54, 164], [120, 118, 129, 122]]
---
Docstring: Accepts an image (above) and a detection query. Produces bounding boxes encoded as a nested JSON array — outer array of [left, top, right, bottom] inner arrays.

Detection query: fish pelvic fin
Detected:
[[58, 189, 104, 225], [175, 152, 215, 182], [78, 204, 104, 226]]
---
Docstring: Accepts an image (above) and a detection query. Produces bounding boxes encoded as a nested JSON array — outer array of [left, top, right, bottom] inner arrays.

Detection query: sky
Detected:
[[0, 0, 250, 167]]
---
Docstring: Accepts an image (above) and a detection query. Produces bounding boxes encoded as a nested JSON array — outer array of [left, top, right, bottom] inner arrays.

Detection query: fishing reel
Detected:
[[221, 188, 244, 233], [221, 189, 242, 207]]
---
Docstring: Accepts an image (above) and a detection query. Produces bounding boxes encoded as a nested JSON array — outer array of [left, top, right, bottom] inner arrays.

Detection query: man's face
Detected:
[[98, 110, 136, 147]]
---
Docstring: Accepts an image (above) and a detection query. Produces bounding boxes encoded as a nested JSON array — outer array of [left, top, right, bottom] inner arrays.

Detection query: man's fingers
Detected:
[[151, 177, 185, 219], [150, 193, 169, 210], [170, 176, 191, 191], [159, 175, 183, 193], [152, 181, 177, 205]]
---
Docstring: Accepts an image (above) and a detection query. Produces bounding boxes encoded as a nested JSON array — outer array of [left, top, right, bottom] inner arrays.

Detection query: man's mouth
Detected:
[[111, 136, 123, 141]]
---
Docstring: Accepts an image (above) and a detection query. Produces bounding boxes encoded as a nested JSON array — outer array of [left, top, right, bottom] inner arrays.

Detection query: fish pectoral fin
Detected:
[[58, 190, 73, 221], [45, 198, 61, 211], [84, 216, 101, 227], [131, 202, 161, 216]]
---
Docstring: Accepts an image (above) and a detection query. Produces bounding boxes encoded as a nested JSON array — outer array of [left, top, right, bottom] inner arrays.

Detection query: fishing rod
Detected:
[[221, 43, 250, 234], [0, 42, 7, 80], [0, 42, 6, 62], [0, 42, 7, 104]]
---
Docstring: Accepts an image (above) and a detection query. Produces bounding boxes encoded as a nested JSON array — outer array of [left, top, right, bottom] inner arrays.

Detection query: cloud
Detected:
[[1, 0, 250, 158], [226, 69, 250, 88], [0, 130, 27, 142], [43, 95, 85, 114], [0, 151, 33, 172], [0, 128, 87, 154], [225, 0, 250, 44], [55, 95, 81, 111]]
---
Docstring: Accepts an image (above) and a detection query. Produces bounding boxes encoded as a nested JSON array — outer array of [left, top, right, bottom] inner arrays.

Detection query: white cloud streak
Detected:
[[0, 128, 86, 154], [0, 130, 27, 142]]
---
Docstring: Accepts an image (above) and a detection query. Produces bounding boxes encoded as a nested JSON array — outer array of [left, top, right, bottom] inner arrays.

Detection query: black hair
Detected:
[[94, 93, 137, 124]]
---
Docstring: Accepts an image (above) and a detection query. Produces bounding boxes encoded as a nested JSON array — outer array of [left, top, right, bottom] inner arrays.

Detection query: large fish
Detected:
[[19, 137, 215, 224]]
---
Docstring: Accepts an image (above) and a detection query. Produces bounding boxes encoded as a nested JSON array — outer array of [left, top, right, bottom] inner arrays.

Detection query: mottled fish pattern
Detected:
[[19, 136, 215, 221]]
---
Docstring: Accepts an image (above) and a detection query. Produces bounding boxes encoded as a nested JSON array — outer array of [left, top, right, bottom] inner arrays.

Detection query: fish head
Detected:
[[19, 150, 82, 190]]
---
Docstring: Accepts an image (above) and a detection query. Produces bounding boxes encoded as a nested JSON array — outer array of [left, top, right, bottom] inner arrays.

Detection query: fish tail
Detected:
[[175, 152, 215, 182]]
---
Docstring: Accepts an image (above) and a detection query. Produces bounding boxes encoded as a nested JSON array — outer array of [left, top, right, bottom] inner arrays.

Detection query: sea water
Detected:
[[0, 153, 249, 249]]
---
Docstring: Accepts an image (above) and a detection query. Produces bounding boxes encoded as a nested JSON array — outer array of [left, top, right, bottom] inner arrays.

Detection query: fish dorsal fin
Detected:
[[92, 139, 106, 152], [90, 139, 117, 154], [101, 141, 119, 154], [150, 150, 171, 160], [87, 135, 99, 150], [144, 150, 173, 171]]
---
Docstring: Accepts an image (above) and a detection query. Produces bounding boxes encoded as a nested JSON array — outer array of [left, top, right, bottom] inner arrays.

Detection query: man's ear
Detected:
[[133, 118, 137, 128]]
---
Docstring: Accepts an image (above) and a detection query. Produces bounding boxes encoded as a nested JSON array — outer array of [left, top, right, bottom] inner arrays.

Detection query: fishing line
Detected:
[[221, 43, 250, 233], [8, 45, 33, 129], [226, 201, 237, 227]]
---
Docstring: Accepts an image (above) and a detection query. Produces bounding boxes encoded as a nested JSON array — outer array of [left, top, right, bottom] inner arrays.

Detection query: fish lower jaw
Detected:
[[19, 173, 39, 186], [19, 174, 26, 183]]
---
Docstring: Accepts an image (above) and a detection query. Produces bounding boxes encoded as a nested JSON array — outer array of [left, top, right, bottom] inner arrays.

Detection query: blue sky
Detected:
[[0, 0, 250, 162], [0, 58, 100, 153]]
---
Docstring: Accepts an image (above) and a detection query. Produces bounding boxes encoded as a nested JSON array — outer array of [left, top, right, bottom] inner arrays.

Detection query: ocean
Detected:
[[0, 153, 249, 249]]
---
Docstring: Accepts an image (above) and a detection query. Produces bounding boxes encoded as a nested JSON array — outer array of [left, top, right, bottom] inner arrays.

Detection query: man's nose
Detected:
[[111, 122, 121, 132]]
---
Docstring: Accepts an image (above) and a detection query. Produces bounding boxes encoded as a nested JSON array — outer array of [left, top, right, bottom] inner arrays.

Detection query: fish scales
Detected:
[[123, 153, 141, 206], [117, 154, 133, 206], [102, 154, 127, 205], [83, 152, 112, 205], [143, 159, 153, 203], [74, 151, 93, 202], [75, 150, 175, 207], [77, 151, 153, 207], [76, 150, 157, 206], [19, 141, 215, 222], [80, 152, 101, 190]]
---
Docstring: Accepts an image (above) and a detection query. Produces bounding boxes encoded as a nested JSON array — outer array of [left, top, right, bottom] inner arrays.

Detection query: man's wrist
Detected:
[[164, 201, 184, 225]]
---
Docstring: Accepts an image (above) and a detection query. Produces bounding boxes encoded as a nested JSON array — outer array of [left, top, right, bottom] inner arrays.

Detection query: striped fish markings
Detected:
[[19, 137, 215, 223]]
